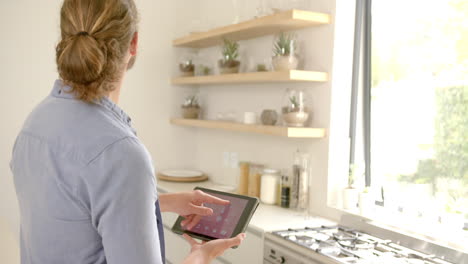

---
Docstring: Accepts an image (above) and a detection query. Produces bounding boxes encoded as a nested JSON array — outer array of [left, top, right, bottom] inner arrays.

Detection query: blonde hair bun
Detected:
[[55, 0, 138, 102], [56, 33, 106, 86]]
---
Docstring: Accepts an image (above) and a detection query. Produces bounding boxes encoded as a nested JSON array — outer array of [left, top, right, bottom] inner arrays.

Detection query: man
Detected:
[[10, 0, 245, 263]]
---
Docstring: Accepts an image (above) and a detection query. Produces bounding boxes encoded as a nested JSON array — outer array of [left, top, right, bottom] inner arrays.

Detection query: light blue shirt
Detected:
[[10, 80, 165, 264]]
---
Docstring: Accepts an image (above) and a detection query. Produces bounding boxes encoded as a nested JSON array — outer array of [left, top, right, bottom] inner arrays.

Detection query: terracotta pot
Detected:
[[272, 55, 299, 71], [219, 66, 239, 74], [180, 71, 194, 77], [218, 59, 240, 74], [182, 107, 200, 119]]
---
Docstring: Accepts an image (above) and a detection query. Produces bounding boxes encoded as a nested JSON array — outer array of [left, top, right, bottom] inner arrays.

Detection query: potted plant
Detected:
[[343, 164, 359, 210], [256, 63, 267, 72], [281, 89, 309, 127], [179, 59, 195, 77], [272, 32, 299, 71], [181, 95, 201, 119], [195, 64, 212, 76], [218, 39, 240, 74]]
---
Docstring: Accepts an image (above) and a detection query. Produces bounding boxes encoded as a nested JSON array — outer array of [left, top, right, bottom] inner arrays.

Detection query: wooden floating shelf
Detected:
[[172, 70, 328, 85], [170, 118, 326, 138], [173, 9, 331, 48]]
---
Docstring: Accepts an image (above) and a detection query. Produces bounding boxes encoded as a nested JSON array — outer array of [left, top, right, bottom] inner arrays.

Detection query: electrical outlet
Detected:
[[230, 152, 239, 168]]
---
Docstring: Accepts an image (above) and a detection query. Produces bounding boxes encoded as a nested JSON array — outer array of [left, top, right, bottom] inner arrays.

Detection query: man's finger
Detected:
[[217, 233, 246, 250], [186, 215, 202, 230], [181, 215, 194, 227], [226, 233, 246, 248], [189, 204, 213, 216], [196, 191, 230, 205]]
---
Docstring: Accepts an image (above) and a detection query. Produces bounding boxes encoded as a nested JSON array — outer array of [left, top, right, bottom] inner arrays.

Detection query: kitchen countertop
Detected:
[[156, 179, 336, 235], [157, 180, 468, 264]]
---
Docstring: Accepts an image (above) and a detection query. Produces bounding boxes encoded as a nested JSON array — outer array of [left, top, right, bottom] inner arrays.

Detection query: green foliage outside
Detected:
[[398, 159, 437, 185], [372, 0, 468, 215], [396, 86, 467, 213], [434, 86, 468, 196]]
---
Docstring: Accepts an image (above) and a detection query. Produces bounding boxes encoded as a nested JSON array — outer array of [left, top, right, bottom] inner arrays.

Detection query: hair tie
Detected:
[[76, 31, 89, 36]]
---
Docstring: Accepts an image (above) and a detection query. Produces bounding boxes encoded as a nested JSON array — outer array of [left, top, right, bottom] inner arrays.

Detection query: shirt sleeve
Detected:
[[83, 137, 163, 264]]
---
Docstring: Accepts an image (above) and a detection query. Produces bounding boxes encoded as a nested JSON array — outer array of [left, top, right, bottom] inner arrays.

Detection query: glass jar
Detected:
[[290, 150, 310, 211], [260, 168, 280, 204], [238, 162, 250, 195], [248, 164, 264, 198], [281, 88, 310, 127]]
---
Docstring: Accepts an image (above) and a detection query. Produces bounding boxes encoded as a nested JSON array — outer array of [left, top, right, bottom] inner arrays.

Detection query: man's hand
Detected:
[[182, 233, 246, 264], [159, 190, 230, 230]]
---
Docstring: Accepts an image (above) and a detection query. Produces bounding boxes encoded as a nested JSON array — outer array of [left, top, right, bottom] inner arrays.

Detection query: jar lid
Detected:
[[263, 168, 279, 175]]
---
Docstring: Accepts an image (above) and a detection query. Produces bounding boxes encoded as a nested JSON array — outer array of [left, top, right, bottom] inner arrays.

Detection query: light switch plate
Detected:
[[229, 152, 239, 168], [223, 151, 230, 167]]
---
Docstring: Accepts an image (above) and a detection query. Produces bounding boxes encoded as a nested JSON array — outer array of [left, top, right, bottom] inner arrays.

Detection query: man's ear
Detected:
[[130, 32, 138, 56]]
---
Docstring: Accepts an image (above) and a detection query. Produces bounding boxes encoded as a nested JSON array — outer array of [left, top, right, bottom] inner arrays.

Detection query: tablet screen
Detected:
[[188, 192, 248, 239]]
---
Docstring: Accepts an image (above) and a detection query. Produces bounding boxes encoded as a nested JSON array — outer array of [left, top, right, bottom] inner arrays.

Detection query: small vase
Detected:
[[182, 107, 200, 119], [260, 110, 278, 125], [272, 55, 299, 71]]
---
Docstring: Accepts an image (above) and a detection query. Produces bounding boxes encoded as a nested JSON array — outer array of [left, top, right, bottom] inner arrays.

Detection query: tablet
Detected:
[[171, 187, 259, 241]]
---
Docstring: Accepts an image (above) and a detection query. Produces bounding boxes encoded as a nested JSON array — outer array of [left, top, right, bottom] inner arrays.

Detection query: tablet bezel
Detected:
[[171, 187, 259, 241]]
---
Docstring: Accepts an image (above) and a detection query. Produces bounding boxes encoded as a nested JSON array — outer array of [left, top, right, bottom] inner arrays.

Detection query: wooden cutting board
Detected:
[[157, 173, 208, 182]]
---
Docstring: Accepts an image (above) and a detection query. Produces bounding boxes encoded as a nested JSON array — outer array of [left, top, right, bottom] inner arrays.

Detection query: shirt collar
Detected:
[[51, 79, 133, 127]]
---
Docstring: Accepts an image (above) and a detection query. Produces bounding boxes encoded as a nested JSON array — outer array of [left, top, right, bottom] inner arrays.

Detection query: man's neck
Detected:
[[108, 74, 125, 104]]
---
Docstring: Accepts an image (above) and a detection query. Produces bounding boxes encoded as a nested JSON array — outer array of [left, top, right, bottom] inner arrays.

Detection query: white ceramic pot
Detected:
[[359, 191, 373, 216], [282, 111, 309, 127], [272, 55, 299, 71], [343, 188, 358, 210]]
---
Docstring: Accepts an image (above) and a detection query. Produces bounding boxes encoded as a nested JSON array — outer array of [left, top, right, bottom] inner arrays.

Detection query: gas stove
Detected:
[[268, 226, 455, 264]]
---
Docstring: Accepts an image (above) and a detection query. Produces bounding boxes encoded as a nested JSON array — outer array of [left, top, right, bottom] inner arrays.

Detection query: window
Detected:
[[351, 0, 467, 246]]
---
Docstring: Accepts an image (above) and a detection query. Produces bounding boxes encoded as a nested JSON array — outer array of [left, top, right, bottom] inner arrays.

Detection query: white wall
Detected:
[[181, 0, 346, 220], [0, 0, 63, 245]]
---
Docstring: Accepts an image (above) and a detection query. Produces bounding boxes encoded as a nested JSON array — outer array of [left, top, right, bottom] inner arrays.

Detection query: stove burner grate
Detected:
[[271, 226, 455, 264]]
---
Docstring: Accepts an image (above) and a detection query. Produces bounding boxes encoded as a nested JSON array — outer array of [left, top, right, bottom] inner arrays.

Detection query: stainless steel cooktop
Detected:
[[272, 226, 455, 264]]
